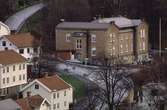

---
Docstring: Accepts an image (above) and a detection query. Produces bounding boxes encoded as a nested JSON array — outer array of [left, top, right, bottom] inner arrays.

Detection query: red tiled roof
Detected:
[[16, 95, 44, 110], [5, 33, 40, 48], [0, 50, 26, 65], [38, 75, 71, 91]]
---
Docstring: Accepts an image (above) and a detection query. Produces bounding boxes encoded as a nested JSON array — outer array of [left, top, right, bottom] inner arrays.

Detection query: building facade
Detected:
[[0, 50, 27, 97], [55, 17, 149, 64], [21, 75, 73, 110], [0, 33, 40, 62]]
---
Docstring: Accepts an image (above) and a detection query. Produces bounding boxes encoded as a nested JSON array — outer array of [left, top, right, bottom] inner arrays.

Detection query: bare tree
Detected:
[[87, 58, 134, 110]]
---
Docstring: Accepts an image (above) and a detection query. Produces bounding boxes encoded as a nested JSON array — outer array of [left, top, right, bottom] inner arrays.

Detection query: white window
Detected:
[[3, 78, 5, 84], [64, 101, 67, 106], [53, 93, 56, 99], [109, 33, 115, 42], [140, 29, 146, 38], [76, 39, 82, 49], [57, 92, 59, 98], [120, 44, 123, 53], [13, 65, 15, 71], [3, 68, 5, 73], [125, 44, 128, 52], [91, 34, 96, 43], [23, 64, 25, 70], [13, 76, 15, 82], [19, 75, 22, 80], [143, 42, 146, 50], [64, 91, 66, 96], [91, 48, 96, 56], [7, 77, 9, 83], [7, 67, 9, 73], [57, 103, 60, 108], [23, 74, 25, 80], [53, 104, 56, 109], [66, 33, 71, 42]]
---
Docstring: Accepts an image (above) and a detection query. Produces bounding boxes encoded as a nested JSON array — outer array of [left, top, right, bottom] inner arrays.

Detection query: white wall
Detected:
[[0, 62, 27, 89], [51, 88, 73, 110], [0, 22, 10, 37]]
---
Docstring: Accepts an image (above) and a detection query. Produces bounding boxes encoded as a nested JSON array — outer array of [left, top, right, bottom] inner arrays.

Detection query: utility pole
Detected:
[[159, 17, 162, 56]]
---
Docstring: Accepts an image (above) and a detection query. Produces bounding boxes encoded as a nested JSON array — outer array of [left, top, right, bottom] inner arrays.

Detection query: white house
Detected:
[[21, 75, 73, 110], [0, 33, 40, 61], [0, 22, 10, 37], [0, 50, 27, 97], [16, 95, 50, 110]]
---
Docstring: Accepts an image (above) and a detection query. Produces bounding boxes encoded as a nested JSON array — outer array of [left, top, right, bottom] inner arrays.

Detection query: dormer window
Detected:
[[19, 49, 24, 54], [35, 84, 39, 89]]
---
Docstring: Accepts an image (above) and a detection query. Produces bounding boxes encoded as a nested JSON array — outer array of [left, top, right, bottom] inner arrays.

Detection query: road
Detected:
[[5, 3, 46, 32]]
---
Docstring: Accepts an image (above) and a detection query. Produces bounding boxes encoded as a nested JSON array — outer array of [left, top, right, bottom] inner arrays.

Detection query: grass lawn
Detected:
[[60, 74, 86, 100]]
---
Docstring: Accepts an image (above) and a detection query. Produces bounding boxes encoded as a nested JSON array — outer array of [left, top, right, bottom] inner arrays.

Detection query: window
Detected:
[[109, 33, 115, 42], [23, 74, 25, 80], [7, 67, 9, 72], [13, 65, 15, 71], [140, 29, 146, 38], [57, 92, 59, 98], [91, 34, 96, 43], [23, 64, 25, 70], [91, 48, 96, 56], [3, 78, 5, 84], [27, 48, 30, 53], [57, 103, 59, 108], [66, 33, 71, 42], [125, 44, 128, 52], [64, 91, 66, 96], [19, 75, 21, 80], [53, 93, 56, 99], [120, 44, 123, 53], [2, 41, 6, 46], [76, 39, 82, 49], [19, 49, 24, 54], [3, 68, 5, 73], [19, 65, 21, 70], [143, 42, 146, 50], [64, 101, 67, 106], [35, 84, 39, 89], [7, 78, 9, 83], [53, 104, 56, 109], [13, 76, 15, 82], [34, 48, 38, 53]]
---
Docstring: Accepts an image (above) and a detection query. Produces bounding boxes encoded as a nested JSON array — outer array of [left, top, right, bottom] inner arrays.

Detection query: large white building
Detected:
[[0, 33, 40, 62], [0, 50, 27, 97], [21, 75, 73, 110], [0, 22, 10, 37]]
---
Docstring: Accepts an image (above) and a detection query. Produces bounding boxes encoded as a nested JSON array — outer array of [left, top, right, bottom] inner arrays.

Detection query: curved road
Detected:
[[5, 3, 46, 32]]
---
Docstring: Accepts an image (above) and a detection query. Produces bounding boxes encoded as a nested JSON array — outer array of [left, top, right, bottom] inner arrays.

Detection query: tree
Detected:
[[88, 58, 134, 110]]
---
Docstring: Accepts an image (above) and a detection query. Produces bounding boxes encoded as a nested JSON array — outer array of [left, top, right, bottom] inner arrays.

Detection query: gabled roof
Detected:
[[56, 22, 110, 30], [92, 17, 142, 28], [0, 50, 27, 65], [37, 75, 71, 91], [21, 75, 72, 92], [5, 33, 40, 48], [16, 95, 46, 110], [0, 98, 21, 110]]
